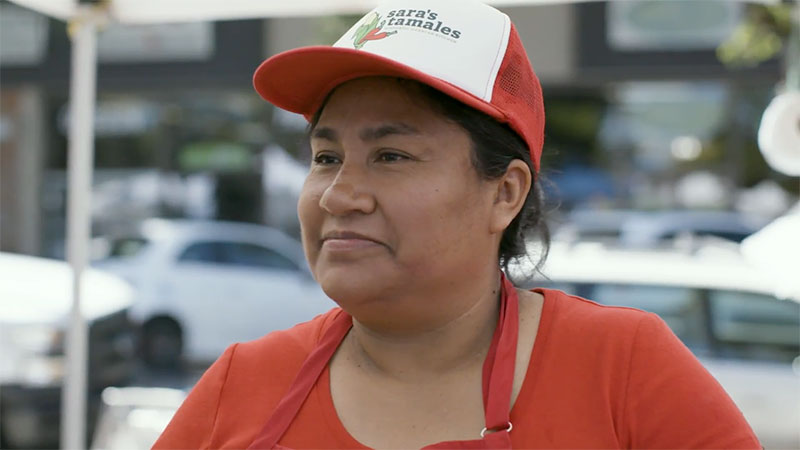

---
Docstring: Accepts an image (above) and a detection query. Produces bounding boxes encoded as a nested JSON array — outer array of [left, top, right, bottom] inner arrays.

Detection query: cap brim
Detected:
[[253, 46, 505, 122]]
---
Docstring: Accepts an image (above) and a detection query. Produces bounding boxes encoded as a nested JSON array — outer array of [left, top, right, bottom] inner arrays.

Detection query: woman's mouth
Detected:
[[321, 231, 385, 252]]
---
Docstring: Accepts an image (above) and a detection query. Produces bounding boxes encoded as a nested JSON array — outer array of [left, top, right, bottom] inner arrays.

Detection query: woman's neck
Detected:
[[345, 271, 502, 381]]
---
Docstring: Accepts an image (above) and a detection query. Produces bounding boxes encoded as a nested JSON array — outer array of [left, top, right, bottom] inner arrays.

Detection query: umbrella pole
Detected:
[[62, 8, 99, 450]]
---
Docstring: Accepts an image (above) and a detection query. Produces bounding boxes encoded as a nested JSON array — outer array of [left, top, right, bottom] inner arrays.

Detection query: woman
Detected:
[[154, 0, 760, 448]]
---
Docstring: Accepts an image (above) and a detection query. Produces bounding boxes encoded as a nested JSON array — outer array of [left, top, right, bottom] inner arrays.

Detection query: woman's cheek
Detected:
[[298, 178, 326, 269], [298, 176, 325, 219]]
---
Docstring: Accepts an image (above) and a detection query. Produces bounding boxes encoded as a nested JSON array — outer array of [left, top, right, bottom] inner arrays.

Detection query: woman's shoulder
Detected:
[[537, 287, 652, 329], [232, 307, 343, 368], [152, 308, 344, 448], [530, 287, 672, 358], [514, 290, 760, 448]]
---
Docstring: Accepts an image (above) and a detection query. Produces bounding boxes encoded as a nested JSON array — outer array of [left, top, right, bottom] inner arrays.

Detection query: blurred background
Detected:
[[1, 0, 798, 448]]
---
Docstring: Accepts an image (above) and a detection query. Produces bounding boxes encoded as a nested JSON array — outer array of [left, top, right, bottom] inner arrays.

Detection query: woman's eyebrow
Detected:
[[311, 127, 338, 141], [360, 123, 420, 141], [311, 123, 420, 142]]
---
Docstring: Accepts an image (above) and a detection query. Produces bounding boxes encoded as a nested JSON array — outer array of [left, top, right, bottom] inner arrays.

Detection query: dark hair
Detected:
[[308, 78, 550, 278]]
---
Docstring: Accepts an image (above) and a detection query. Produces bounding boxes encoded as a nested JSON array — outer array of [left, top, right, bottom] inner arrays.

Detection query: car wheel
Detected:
[[140, 318, 183, 368]]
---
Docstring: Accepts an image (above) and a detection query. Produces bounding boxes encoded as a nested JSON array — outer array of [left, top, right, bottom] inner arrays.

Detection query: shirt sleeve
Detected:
[[623, 313, 761, 449], [152, 344, 237, 449]]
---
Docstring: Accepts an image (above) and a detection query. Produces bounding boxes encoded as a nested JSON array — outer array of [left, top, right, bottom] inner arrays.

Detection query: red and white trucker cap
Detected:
[[253, 0, 545, 170]]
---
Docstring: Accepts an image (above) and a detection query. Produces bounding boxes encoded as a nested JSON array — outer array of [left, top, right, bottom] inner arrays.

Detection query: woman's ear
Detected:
[[489, 159, 532, 234]]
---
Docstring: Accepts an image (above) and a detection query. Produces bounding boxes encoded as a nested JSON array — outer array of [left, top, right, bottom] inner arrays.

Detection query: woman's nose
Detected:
[[319, 168, 376, 216]]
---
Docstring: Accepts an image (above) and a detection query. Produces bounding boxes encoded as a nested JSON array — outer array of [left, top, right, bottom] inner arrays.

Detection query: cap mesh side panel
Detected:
[[491, 24, 545, 168]]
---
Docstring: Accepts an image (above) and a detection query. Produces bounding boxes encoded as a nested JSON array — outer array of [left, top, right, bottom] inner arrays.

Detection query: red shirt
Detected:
[[154, 289, 761, 448]]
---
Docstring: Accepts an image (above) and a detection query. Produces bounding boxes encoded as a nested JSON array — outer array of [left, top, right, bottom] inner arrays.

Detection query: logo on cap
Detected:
[[352, 12, 398, 49]]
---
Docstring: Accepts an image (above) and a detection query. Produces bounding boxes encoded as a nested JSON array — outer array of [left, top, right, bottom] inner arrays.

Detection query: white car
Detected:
[[0, 252, 136, 448], [94, 219, 336, 366], [553, 209, 769, 246], [511, 241, 799, 449]]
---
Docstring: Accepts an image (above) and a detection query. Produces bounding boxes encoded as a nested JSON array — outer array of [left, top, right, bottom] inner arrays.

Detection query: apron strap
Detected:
[[247, 310, 353, 450], [481, 273, 518, 433], [247, 272, 519, 449]]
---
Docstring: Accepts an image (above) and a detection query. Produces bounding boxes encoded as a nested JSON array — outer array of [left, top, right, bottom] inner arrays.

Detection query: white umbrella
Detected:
[[4, 0, 786, 448], [741, 205, 800, 301]]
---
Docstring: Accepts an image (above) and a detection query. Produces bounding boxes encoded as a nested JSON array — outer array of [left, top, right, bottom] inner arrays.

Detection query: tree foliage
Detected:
[[717, 4, 794, 68]]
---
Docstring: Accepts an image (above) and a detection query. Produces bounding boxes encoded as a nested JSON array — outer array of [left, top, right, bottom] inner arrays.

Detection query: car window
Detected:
[[107, 237, 150, 258], [579, 230, 622, 241], [544, 282, 579, 296], [589, 284, 708, 352], [526, 277, 576, 294], [659, 230, 749, 243], [178, 241, 226, 264], [219, 242, 299, 272], [709, 290, 800, 363]]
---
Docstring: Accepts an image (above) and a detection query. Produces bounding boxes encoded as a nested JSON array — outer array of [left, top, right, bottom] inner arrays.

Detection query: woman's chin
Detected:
[[316, 273, 445, 333], [317, 270, 404, 317], [316, 266, 387, 304]]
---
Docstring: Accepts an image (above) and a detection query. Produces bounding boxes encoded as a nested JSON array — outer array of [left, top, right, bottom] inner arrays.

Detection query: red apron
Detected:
[[247, 274, 519, 449]]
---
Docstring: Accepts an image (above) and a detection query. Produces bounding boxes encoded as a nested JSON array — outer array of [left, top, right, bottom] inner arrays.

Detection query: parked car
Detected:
[[93, 219, 336, 367], [510, 241, 799, 448], [0, 252, 136, 449], [553, 209, 770, 247]]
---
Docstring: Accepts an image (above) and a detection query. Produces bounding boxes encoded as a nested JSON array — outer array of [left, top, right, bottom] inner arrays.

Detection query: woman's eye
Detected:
[[377, 152, 408, 163], [313, 153, 340, 165]]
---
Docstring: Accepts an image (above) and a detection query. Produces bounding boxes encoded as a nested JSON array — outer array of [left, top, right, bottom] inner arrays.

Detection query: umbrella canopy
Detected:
[[10, 0, 613, 24]]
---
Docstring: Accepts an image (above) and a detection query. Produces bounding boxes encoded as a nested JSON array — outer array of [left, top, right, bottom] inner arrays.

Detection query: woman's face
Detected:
[[298, 78, 504, 329]]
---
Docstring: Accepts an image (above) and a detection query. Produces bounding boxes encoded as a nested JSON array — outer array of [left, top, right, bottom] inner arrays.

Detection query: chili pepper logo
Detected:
[[352, 12, 397, 49]]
